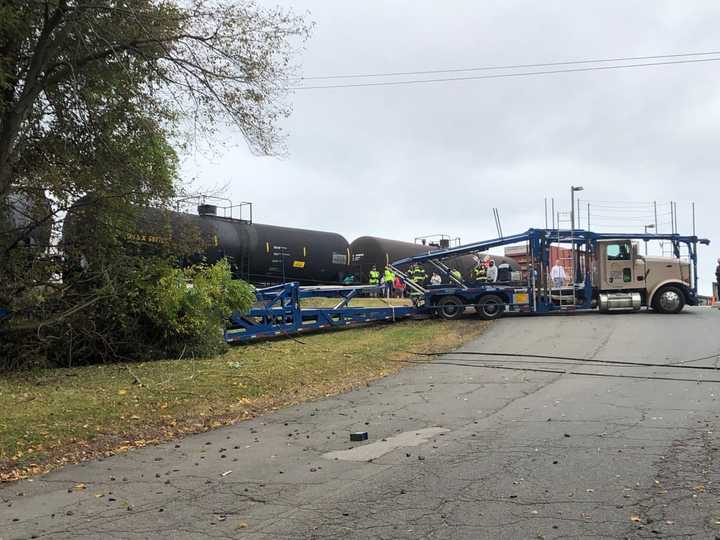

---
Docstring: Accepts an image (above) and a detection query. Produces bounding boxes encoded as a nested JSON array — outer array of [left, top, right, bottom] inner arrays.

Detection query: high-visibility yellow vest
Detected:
[[369, 270, 380, 284], [410, 266, 426, 282], [383, 269, 394, 282], [472, 266, 486, 278]]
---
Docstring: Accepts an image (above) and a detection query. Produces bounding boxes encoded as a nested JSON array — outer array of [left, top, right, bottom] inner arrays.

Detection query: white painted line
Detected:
[[322, 427, 449, 462]]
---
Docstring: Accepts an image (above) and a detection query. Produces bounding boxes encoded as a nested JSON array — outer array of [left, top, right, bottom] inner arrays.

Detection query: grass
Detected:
[[299, 296, 413, 308], [0, 317, 488, 482]]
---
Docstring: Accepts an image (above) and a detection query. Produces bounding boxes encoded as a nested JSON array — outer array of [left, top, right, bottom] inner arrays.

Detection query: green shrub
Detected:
[[1, 258, 255, 370], [145, 259, 256, 356]]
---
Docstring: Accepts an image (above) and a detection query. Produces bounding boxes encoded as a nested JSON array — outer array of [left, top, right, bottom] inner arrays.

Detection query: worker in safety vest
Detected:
[[368, 265, 380, 297], [409, 263, 427, 286], [383, 266, 395, 298], [369, 265, 380, 285], [450, 268, 462, 283], [471, 263, 488, 283]]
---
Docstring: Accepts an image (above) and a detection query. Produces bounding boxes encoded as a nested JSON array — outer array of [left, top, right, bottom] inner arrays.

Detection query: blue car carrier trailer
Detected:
[[225, 282, 418, 343], [226, 228, 708, 342]]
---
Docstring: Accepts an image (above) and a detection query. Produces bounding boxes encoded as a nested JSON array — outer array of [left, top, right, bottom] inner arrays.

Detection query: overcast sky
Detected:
[[182, 1, 719, 294]]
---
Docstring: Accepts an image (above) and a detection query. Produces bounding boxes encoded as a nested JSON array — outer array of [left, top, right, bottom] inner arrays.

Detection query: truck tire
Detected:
[[477, 294, 506, 321], [437, 296, 465, 320], [652, 285, 685, 314]]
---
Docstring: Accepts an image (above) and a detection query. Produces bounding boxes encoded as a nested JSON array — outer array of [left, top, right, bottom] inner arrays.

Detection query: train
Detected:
[[61, 202, 520, 285], [1, 190, 53, 249]]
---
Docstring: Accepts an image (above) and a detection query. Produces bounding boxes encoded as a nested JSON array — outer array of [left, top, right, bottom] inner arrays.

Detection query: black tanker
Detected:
[[64, 202, 350, 285], [349, 236, 434, 280], [349, 236, 520, 283]]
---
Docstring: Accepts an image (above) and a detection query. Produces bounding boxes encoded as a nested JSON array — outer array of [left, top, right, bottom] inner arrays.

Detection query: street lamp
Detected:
[[644, 224, 655, 255]]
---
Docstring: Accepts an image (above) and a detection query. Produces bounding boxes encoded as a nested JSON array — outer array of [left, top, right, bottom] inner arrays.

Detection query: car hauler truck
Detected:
[[390, 228, 710, 320], [226, 228, 708, 342]]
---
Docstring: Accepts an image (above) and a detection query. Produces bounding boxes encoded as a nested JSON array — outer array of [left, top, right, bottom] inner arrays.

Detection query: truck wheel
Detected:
[[477, 294, 506, 320], [437, 296, 465, 320], [652, 285, 685, 314]]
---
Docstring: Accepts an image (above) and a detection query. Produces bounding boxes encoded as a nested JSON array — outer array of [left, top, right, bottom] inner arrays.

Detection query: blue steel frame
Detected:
[[392, 228, 709, 315], [225, 282, 418, 343]]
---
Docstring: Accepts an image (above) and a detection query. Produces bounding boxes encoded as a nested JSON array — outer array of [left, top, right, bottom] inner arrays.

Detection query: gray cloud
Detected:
[[182, 0, 720, 292]]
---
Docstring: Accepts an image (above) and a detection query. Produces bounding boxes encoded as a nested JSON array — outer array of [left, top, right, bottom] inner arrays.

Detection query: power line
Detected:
[[295, 50, 720, 81], [291, 57, 720, 90]]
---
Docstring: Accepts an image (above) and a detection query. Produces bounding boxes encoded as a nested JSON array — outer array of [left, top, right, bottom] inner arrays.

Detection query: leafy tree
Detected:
[[0, 0, 309, 366]]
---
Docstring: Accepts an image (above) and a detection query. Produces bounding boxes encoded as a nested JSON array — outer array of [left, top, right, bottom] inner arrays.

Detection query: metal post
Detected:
[[587, 203, 590, 230], [551, 198, 555, 229], [570, 186, 583, 285], [544, 198, 548, 229], [643, 224, 654, 255], [653, 201, 658, 231], [577, 199, 582, 230], [671, 201, 677, 234], [692, 201, 696, 236]]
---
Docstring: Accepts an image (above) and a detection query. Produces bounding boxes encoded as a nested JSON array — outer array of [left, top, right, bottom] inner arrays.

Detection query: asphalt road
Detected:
[[3, 308, 720, 539]]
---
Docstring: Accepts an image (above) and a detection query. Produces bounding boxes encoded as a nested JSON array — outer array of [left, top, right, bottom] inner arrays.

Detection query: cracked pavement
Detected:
[[3, 308, 720, 539]]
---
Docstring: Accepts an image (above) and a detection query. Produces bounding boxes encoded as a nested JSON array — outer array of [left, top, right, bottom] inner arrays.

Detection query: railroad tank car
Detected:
[[349, 236, 520, 283], [349, 236, 434, 280], [2, 190, 52, 248], [63, 202, 350, 285]]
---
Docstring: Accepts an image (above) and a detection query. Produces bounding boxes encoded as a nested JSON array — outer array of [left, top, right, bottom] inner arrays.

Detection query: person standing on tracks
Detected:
[[383, 266, 395, 299], [550, 261, 567, 288], [368, 265, 380, 297], [430, 272, 442, 286], [450, 268, 463, 284]]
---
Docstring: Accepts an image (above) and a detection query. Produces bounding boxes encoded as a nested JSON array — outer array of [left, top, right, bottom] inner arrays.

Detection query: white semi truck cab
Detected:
[[594, 240, 693, 314]]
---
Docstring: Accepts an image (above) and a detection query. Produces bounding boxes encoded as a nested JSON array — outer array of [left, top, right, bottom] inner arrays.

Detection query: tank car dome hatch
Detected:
[[197, 204, 217, 216]]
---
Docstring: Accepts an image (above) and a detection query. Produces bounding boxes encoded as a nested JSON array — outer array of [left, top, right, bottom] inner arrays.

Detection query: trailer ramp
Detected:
[[225, 282, 419, 343]]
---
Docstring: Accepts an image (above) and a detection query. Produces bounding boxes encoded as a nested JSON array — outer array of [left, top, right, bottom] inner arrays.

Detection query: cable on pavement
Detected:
[[404, 350, 720, 372], [397, 359, 720, 384]]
